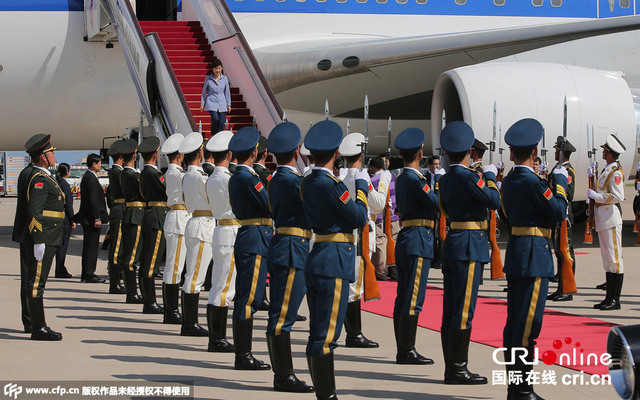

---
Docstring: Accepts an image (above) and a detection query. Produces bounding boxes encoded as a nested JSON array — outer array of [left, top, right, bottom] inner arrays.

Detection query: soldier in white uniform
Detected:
[[205, 130, 238, 353], [338, 133, 390, 348], [161, 134, 188, 325], [179, 132, 214, 336], [300, 144, 314, 176], [587, 134, 626, 311]]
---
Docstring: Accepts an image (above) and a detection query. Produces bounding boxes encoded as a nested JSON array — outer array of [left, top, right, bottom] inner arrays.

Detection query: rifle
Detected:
[[583, 124, 594, 244], [489, 101, 504, 280], [558, 96, 577, 295], [361, 95, 380, 302], [635, 129, 640, 244], [384, 117, 396, 266], [541, 128, 549, 179], [588, 125, 598, 243]]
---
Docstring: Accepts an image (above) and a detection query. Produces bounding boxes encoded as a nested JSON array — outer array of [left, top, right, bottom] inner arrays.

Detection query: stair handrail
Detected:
[[186, 0, 284, 135]]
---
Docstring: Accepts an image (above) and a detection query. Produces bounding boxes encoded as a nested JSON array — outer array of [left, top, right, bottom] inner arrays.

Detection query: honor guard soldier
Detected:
[[21, 134, 65, 340], [393, 128, 439, 365], [179, 132, 213, 336], [469, 139, 487, 173], [161, 133, 187, 324], [264, 122, 314, 393], [501, 119, 568, 400], [138, 136, 168, 314], [338, 132, 388, 348], [301, 120, 369, 400], [300, 144, 314, 176], [253, 135, 272, 311], [202, 141, 216, 176], [204, 130, 238, 352], [424, 156, 444, 270], [228, 126, 273, 370], [106, 140, 127, 295], [13, 137, 37, 333], [548, 136, 577, 302], [118, 139, 145, 304], [588, 134, 626, 311], [438, 122, 500, 385]]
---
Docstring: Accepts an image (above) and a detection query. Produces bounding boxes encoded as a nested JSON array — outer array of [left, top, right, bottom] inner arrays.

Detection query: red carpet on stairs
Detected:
[[362, 281, 616, 376], [139, 21, 254, 138]]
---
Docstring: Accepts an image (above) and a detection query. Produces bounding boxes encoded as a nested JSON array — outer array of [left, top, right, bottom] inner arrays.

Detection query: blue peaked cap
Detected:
[[268, 122, 301, 155], [395, 128, 425, 152], [229, 126, 260, 153], [304, 120, 343, 152], [440, 121, 475, 154], [505, 118, 544, 149]]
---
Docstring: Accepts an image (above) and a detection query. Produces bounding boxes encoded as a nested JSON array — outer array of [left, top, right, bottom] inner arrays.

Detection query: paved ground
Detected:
[[1, 185, 639, 400]]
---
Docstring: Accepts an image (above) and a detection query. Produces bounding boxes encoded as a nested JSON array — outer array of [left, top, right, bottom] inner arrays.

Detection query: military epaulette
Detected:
[[199, 170, 207, 176], [411, 169, 425, 180], [291, 170, 303, 177], [326, 174, 341, 183], [224, 171, 232, 176]]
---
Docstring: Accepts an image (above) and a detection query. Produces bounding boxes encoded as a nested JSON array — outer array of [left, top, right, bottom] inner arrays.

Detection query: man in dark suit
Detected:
[[75, 153, 108, 283], [54, 163, 74, 278], [424, 156, 444, 269]]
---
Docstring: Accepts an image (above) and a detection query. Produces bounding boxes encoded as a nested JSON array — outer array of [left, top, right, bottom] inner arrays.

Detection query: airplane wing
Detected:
[[257, 14, 640, 95]]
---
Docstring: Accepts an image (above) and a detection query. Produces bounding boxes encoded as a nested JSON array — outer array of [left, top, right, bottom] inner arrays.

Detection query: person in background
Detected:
[[75, 153, 108, 284], [424, 156, 444, 269], [54, 163, 74, 279], [533, 157, 542, 175], [200, 58, 231, 136], [369, 156, 399, 281], [253, 136, 271, 185]]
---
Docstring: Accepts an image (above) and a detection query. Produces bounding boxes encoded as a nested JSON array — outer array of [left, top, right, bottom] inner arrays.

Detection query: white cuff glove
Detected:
[[541, 162, 549, 173], [355, 169, 371, 183], [34, 243, 45, 261], [435, 168, 446, 176], [587, 189, 597, 200], [636, 182, 640, 191], [496, 161, 504, 170], [552, 166, 568, 179], [591, 161, 597, 169], [637, 161, 640, 171], [587, 167, 593, 177], [496, 181, 502, 190], [483, 164, 498, 176]]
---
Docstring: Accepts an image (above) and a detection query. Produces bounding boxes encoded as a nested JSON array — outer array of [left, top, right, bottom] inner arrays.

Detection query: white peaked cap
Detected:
[[300, 143, 310, 156], [602, 134, 626, 155], [161, 133, 184, 154], [206, 130, 234, 152], [179, 132, 203, 154], [339, 133, 365, 157]]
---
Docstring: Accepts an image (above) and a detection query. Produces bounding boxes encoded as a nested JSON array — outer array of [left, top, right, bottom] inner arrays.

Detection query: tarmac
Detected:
[[1, 184, 640, 400]]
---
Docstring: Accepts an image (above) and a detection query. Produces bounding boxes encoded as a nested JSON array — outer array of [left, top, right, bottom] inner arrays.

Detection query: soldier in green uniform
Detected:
[[21, 134, 65, 340], [252, 134, 272, 312], [107, 140, 127, 295], [119, 139, 145, 304], [139, 136, 169, 314]]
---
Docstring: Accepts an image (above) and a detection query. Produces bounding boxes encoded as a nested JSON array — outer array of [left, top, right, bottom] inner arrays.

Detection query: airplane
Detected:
[[1, 0, 640, 203]]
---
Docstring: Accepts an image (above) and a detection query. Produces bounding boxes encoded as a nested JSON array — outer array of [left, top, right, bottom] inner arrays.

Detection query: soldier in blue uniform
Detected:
[[228, 127, 273, 371], [301, 120, 369, 400], [501, 118, 568, 400], [392, 128, 439, 365], [438, 121, 501, 385], [265, 122, 314, 393]]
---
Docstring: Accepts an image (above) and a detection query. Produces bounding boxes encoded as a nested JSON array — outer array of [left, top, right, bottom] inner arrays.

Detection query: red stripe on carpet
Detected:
[[362, 281, 615, 375]]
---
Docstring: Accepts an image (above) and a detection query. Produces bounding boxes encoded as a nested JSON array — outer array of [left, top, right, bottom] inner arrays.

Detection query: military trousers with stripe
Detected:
[[207, 242, 237, 307], [305, 272, 350, 356], [598, 224, 624, 274], [22, 230, 57, 300], [267, 261, 306, 336], [182, 237, 213, 295], [140, 226, 166, 279], [394, 252, 431, 317], [503, 275, 549, 348], [108, 217, 125, 275], [163, 209, 189, 285], [119, 222, 143, 272], [441, 259, 483, 330], [233, 251, 268, 320]]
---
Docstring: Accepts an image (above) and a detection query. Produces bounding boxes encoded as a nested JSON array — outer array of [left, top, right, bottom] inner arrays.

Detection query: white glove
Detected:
[[483, 164, 498, 176], [636, 182, 640, 191], [636, 161, 640, 171], [587, 189, 597, 200], [587, 167, 593, 177], [435, 168, 446, 175], [496, 181, 502, 190], [34, 243, 45, 261], [591, 161, 597, 169], [496, 161, 504, 170], [338, 168, 348, 179], [541, 162, 549, 173], [355, 169, 371, 183], [552, 166, 568, 179]]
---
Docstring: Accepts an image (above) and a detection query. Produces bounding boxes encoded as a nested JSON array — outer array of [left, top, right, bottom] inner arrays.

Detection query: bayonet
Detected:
[[387, 117, 392, 166], [346, 119, 350, 135], [282, 111, 287, 122], [324, 99, 329, 120], [559, 95, 567, 165], [490, 101, 497, 165]]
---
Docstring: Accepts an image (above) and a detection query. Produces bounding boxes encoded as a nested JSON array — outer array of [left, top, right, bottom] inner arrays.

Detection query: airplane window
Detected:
[[377, 0, 388, 3], [416, 0, 427, 4], [342, 56, 360, 68], [316, 0, 326, 3], [356, 0, 367, 3], [550, 0, 561, 6], [620, 0, 631, 8], [317, 59, 332, 71], [494, 0, 505, 5], [337, 0, 347, 3], [455, 0, 467, 4], [532, 0, 543, 6], [397, 0, 408, 3]]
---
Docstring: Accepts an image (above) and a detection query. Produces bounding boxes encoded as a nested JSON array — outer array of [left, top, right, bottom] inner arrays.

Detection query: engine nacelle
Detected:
[[431, 62, 637, 201]]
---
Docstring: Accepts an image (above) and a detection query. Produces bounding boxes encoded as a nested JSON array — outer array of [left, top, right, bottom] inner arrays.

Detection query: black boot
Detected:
[[511, 346, 544, 399], [108, 263, 126, 294], [267, 332, 314, 392], [595, 281, 607, 290], [394, 314, 433, 364], [594, 272, 613, 309], [181, 292, 208, 336], [600, 273, 622, 311], [344, 300, 379, 348], [207, 305, 234, 352], [233, 318, 271, 370], [441, 327, 449, 375], [29, 297, 62, 341], [307, 352, 338, 400], [256, 287, 270, 311], [142, 277, 164, 314], [162, 283, 182, 324], [124, 269, 143, 304], [444, 329, 487, 385]]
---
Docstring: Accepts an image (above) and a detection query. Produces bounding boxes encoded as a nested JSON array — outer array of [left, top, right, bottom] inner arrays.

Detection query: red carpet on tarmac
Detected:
[[362, 281, 616, 376]]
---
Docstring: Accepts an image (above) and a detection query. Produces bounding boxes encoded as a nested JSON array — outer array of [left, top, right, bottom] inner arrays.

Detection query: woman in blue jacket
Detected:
[[201, 59, 231, 135]]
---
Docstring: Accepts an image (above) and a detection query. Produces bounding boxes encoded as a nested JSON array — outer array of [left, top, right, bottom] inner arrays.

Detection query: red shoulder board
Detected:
[[476, 178, 485, 189], [422, 183, 430, 193], [340, 190, 350, 204], [160, 176, 165, 183], [567, 175, 572, 184], [543, 188, 553, 200], [255, 181, 264, 192], [368, 183, 373, 191], [267, 174, 272, 181], [34, 182, 43, 189], [615, 176, 622, 185]]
